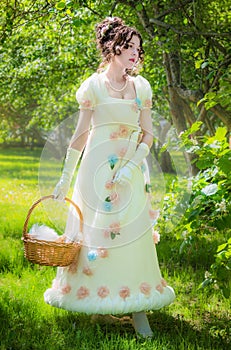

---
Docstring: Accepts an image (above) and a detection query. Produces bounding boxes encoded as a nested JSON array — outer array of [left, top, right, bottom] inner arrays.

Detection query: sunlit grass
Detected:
[[0, 147, 230, 350]]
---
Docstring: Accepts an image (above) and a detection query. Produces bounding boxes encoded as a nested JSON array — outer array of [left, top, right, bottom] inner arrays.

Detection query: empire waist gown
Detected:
[[44, 73, 175, 314]]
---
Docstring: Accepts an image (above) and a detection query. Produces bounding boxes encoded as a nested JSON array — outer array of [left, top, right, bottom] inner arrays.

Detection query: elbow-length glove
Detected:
[[113, 142, 149, 185], [53, 148, 81, 200]]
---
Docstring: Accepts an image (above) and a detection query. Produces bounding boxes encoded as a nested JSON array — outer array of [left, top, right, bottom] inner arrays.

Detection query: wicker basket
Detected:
[[22, 195, 83, 267]]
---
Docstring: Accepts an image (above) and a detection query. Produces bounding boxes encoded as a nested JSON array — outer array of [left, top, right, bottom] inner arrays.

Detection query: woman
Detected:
[[44, 17, 175, 338]]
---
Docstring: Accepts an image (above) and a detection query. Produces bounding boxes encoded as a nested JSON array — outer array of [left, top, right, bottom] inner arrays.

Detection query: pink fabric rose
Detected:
[[97, 247, 109, 258], [119, 147, 127, 157], [77, 286, 90, 299], [161, 278, 167, 287], [153, 230, 160, 244], [140, 282, 151, 296], [156, 284, 164, 294], [131, 103, 139, 112], [119, 125, 129, 137], [61, 284, 71, 294], [105, 180, 114, 190], [82, 99, 92, 108], [149, 209, 159, 220], [119, 286, 130, 299], [103, 229, 110, 238], [110, 131, 119, 140], [109, 192, 119, 204], [68, 260, 78, 274], [82, 266, 93, 276], [144, 99, 152, 108], [109, 222, 120, 234], [97, 286, 110, 298]]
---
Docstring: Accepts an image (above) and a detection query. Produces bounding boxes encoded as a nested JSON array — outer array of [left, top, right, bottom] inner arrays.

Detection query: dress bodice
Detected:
[[76, 72, 153, 129]]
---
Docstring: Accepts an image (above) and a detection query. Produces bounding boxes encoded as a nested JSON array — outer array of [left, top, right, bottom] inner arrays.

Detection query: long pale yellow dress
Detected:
[[44, 73, 175, 314]]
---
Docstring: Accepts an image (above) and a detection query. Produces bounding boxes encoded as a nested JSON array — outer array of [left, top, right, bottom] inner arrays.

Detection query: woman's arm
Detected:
[[53, 109, 93, 200], [69, 109, 93, 151], [139, 108, 153, 148]]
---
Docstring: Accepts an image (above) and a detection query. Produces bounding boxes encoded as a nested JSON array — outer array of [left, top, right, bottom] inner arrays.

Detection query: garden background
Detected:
[[0, 1, 230, 349]]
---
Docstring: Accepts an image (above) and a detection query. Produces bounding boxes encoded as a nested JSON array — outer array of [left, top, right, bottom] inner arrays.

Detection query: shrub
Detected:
[[157, 123, 231, 297]]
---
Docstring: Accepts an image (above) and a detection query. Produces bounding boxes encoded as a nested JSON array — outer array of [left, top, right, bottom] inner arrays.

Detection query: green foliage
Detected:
[[201, 239, 231, 299], [1, 0, 230, 146], [0, 1, 98, 145], [157, 124, 231, 297]]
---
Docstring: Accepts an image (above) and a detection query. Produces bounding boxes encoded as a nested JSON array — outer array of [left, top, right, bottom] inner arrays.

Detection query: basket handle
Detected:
[[23, 195, 83, 238]]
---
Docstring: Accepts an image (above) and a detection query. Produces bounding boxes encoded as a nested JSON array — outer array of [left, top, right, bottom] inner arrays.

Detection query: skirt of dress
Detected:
[[44, 147, 175, 314]]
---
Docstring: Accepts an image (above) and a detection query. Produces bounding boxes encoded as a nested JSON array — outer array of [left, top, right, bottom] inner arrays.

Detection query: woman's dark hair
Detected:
[[95, 17, 144, 73]]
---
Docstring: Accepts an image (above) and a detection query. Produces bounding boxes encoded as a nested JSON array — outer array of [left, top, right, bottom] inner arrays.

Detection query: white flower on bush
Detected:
[[201, 184, 218, 196], [215, 199, 227, 213]]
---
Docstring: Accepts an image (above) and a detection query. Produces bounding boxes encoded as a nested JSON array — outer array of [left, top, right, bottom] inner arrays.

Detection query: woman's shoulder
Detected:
[[133, 74, 151, 88], [133, 75, 152, 106], [79, 72, 99, 88], [76, 73, 101, 108]]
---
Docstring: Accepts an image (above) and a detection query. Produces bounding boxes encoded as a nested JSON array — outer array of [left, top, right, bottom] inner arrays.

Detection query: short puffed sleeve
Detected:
[[135, 75, 153, 110], [76, 73, 97, 110]]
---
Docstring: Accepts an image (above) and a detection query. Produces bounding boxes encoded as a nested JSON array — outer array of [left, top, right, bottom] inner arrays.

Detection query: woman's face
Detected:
[[114, 35, 141, 70]]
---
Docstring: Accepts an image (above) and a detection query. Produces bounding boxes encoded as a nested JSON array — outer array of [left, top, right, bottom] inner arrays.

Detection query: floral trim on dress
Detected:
[[119, 286, 130, 299], [110, 124, 129, 140], [144, 99, 152, 108], [68, 261, 78, 274], [83, 266, 93, 276], [77, 286, 90, 299], [87, 250, 98, 261], [131, 102, 140, 112], [140, 282, 151, 296], [156, 284, 164, 294], [118, 147, 127, 157], [81, 99, 92, 109], [153, 230, 160, 244], [131, 97, 143, 112], [97, 286, 110, 298], [68, 254, 79, 274], [61, 284, 71, 294], [103, 191, 120, 212], [103, 221, 121, 240], [161, 278, 168, 287], [97, 247, 109, 258], [149, 209, 160, 230], [141, 163, 146, 173], [103, 201, 112, 212], [105, 180, 115, 190], [108, 154, 118, 169], [131, 97, 152, 111]]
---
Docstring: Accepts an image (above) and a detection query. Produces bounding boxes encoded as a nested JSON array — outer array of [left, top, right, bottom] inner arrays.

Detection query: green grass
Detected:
[[0, 147, 230, 350]]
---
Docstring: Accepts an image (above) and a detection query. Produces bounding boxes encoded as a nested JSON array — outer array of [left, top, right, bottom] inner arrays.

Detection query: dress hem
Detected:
[[44, 286, 175, 315]]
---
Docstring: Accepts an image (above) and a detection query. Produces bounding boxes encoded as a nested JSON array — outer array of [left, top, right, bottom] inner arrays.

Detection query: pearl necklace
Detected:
[[107, 77, 128, 92]]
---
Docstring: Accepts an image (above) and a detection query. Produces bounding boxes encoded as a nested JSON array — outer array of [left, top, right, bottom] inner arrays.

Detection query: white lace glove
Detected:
[[53, 148, 81, 201], [113, 142, 149, 185]]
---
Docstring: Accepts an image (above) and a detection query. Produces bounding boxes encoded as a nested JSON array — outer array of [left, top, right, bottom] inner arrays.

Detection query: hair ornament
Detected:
[[100, 17, 119, 37], [106, 16, 116, 22], [101, 25, 109, 37]]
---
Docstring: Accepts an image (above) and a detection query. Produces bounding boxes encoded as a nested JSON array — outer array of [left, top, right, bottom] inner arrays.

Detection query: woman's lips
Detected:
[[129, 58, 135, 63]]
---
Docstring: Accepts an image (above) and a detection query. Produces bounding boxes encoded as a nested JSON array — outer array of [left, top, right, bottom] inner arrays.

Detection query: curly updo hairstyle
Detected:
[[96, 17, 144, 74]]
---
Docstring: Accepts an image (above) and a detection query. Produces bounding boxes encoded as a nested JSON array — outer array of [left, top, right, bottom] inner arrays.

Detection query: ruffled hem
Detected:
[[44, 286, 175, 315]]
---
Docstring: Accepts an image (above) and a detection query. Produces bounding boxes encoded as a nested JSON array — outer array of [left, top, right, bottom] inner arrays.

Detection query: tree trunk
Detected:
[[163, 52, 199, 175], [160, 151, 176, 173], [211, 104, 231, 131]]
